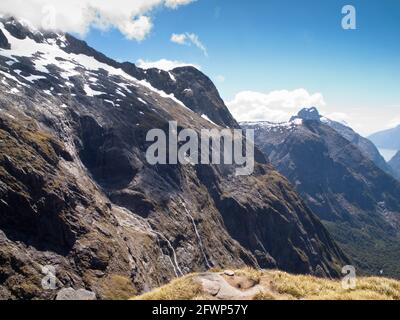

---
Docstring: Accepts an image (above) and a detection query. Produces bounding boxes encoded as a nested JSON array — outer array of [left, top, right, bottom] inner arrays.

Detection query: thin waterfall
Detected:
[[181, 200, 211, 269]]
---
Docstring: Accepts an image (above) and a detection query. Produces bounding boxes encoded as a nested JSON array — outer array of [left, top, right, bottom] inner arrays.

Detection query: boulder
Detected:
[[56, 288, 96, 300]]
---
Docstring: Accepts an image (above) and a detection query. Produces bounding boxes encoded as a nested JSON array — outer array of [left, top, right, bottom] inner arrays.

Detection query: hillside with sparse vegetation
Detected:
[[132, 268, 400, 301]]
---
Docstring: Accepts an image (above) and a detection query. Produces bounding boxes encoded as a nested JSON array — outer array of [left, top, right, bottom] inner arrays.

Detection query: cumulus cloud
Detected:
[[324, 112, 350, 125], [165, 0, 196, 9], [171, 33, 187, 45], [0, 0, 196, 41], [170, 32, 208, 56], [226, 89, 326, 123], [137, 58, 200, 71]]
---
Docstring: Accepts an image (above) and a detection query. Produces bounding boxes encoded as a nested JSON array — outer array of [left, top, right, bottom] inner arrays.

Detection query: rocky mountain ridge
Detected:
[[289, 107, 393, 176], [241, 108, 400, 277], [0, 18, 347, 299]]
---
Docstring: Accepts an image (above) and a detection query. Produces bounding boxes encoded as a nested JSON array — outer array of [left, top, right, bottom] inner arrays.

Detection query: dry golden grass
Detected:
[[234, 267, 264, 284], [266, 271, 400, 300], [253, 291, 278, 300], [131, 269, 400, 301], [96, 274, 137, 300], [131, 274, 202, 300]]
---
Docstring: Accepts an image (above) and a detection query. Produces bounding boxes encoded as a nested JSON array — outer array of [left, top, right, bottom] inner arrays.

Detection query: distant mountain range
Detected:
[[369, 125, 400, 151], [291, 108, 393, 176], [242, 108, 400, 277]]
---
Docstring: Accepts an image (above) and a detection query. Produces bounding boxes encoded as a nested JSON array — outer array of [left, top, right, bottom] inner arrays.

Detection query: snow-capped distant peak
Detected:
[[240, 119, 303, 133], [241, 107, 324, 131]]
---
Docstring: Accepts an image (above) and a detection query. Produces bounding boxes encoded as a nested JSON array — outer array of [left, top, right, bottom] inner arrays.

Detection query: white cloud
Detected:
[[137, 58, 200, 71], [386, 114, 400, 129], [165, 0, 197, 9], [186, 33, 207, 56], [226, 89, 326, 123], [170, 32, 208, 56], [0, 0, 196, 41], [117, 16, 152, 41], [171, 33, 187, 45], [324, 112, 350, 125]]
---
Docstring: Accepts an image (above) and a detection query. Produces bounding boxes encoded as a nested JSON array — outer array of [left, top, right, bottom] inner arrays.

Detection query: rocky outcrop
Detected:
[[144, 66, 239, 128], [56, 288, 96, 300], [195, 272, 265, 300], [0, 115, 180, 299], [242, 110, 400, 278], [0, 29, 10, 49], [0, 18, 348, 299]]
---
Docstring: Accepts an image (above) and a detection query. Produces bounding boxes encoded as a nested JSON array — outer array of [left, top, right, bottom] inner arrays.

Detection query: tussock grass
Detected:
[[234, 267, 263, 284], [98, 274, 137, 300], [270, 271, 400, 300], [131, 274, 202, 300], [131, 269, 400, 301]]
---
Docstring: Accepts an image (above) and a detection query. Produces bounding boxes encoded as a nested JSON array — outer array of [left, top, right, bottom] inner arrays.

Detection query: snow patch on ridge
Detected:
[[0, 23, 192, 112], [201, 114, 217, 126], [83, 84, 104, 97]]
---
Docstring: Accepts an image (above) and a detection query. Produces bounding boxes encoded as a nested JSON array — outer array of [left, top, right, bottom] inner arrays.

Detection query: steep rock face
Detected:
[[0, 29, 10, 49], [0, 18, 347, 299], [389, 152, 400, 179], [242, 112, 400, 278], [0, 114, 197, 299], [144, 66, 239, 128]]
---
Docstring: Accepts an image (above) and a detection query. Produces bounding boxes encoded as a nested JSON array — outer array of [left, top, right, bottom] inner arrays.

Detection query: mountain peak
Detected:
[[291, 107, 321, 122]]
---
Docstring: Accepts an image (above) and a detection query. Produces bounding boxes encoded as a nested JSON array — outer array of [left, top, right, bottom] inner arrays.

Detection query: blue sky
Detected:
[[58, 1, 400, 134]]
